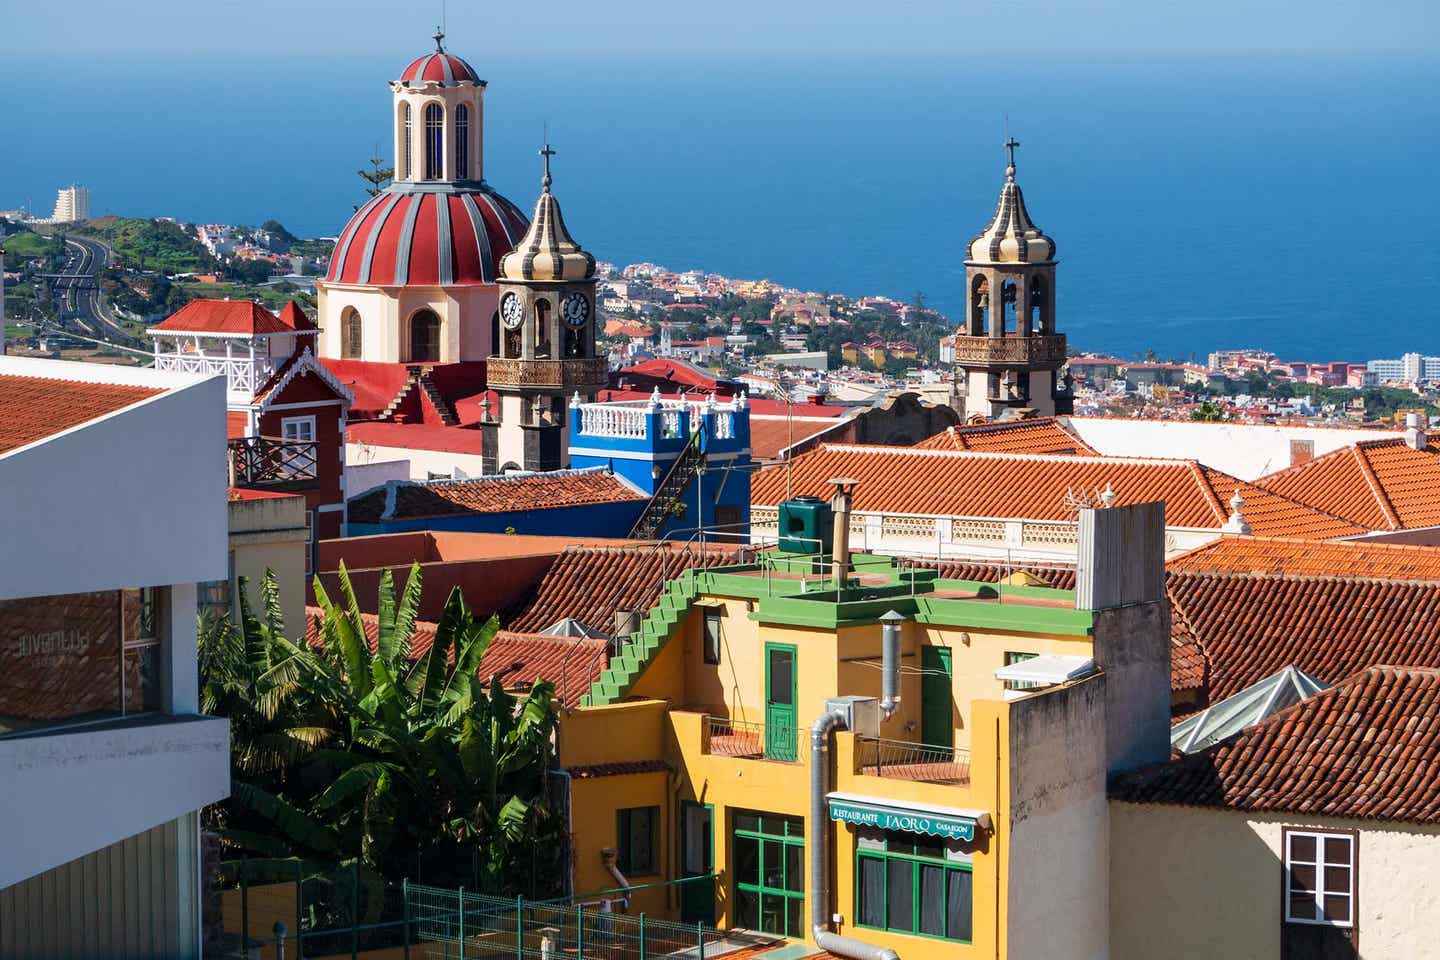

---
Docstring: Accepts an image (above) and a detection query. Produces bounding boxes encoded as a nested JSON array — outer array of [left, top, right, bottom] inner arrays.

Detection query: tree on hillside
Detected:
[[358, 152, 394, 210], [261, 220, 297, 247], [200, 567, 565, 905]]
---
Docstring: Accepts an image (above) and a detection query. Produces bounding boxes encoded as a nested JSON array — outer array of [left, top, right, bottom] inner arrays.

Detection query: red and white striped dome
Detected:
[[325, 186, 529, 287], [399, 33, 482, 86]]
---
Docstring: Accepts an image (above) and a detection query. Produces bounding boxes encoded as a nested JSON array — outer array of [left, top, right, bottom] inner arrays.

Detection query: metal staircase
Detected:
[[628, 433, 704, 540]]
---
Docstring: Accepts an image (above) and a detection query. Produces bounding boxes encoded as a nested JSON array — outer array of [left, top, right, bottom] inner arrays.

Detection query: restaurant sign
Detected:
[[827, 795, 981, 842]]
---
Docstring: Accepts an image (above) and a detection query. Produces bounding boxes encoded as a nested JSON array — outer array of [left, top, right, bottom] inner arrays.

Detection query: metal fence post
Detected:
[[240, 856, 249, 955], [403, 878, 411, 960], [576, 903, 584, 960], [295, 859, 303, 960], [459, 886, 466, 960], [696, 922, 704, 959], [351, 861, 360, 960], [516, 895, 525, 960], [639, 914, 647, 960]]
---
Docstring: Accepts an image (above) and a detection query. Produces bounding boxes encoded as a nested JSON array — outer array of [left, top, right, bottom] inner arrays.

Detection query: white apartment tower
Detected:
[[50, 185, 89, 223]]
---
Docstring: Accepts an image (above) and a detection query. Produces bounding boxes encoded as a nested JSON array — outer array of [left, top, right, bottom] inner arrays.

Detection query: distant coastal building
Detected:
[[1368, 352, 1440, 383], [49, 184, 88, 223]]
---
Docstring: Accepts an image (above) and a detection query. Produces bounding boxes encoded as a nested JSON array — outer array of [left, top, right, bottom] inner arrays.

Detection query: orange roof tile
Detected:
[[0, 374, 162, 454], [152, 299, 291, 335], [1112, 666, 1440, 824], [276, 300, 316, 331], [747, 415, 842, 460], [479, 631, 607, 707], [349, 469, 646, 524], [1258, 436, 1440, 530], [916, 418, 1097, 456], [1169, 536, 1440, 581], [506, 544, 745, 636], [751, 446, 1365, 539]]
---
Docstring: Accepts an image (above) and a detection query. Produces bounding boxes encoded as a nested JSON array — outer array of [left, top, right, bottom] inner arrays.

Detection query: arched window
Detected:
[[341, 307, 363, 359], [456, 104, 470, 180], [970, 275, 989, 335], [490, 309, 501, 357], [410, 309, 441, 362], [424, 103, 444, 180], [1028, 276, 1048, 335], [534, 299, 552, 357], [1001, 280, 1018, 334], [399, 103, 411, 180]]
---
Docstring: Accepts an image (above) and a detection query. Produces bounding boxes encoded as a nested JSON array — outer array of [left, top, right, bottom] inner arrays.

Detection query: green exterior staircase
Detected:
[[581, 572, 704, 706]]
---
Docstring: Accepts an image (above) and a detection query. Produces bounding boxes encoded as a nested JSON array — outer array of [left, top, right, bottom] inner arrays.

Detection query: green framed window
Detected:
[[617, 806, 658, 875], [856, 831, 972, 943], [1003, 651, 1042, 691], [732, 811, 805, 936]]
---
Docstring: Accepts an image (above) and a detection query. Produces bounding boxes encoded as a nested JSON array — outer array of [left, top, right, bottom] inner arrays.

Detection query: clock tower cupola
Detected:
[[482, 144, 606, 473]]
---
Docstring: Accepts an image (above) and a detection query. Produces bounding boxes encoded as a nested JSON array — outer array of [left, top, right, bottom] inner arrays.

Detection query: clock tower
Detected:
[[482, 144, 607, 472]]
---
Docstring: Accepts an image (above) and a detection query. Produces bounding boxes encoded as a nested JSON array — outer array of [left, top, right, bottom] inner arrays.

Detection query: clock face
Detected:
[[500, 292, 524, 330], [562, 292, 590, 328]]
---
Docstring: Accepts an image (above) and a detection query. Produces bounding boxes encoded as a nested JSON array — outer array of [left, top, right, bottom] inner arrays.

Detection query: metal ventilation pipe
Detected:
[[811, 709, 900, 960], [828, 478, 860, 587], [879, 610, 903, 720]]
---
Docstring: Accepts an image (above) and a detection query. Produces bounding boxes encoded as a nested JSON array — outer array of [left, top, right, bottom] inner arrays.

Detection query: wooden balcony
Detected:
[[951, 333, 1067, 365], [228, 436, 319, 490], [486, 356, 609, 391]]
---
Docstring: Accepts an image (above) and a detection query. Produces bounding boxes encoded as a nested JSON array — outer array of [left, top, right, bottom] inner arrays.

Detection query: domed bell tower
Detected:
[[482, 144, 607, 473], [954, 139, 1070, 420]]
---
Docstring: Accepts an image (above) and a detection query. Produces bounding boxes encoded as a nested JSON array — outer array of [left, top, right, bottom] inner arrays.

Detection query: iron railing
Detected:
[[857, 736, 970, 784], [704, 715, 802, 763], [228, 436, 319, 489]]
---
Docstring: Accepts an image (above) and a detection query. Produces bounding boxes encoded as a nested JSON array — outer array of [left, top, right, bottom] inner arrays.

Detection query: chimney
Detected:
[[614, 609, 640, 639], [828, 478, 859, 587], [1405, 411, 1427, 451]]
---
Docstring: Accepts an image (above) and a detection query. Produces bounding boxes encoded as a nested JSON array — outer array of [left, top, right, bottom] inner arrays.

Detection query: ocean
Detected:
[[5, 54, 1438, 360]]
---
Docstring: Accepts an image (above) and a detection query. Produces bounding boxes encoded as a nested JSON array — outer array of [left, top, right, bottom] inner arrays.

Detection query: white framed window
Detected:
[[281, 415, 316, 443], [1284, 829, 1355, 927]]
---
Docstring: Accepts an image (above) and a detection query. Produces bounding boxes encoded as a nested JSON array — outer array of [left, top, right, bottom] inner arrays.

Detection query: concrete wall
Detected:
[[1090, 599, 1171, 774], [1109, 804, 1440, 960], [1064, 417, 1401, 481], [0, 813, 200, 960], [1004, 674, 1109, 960], [347, 441, 489, 482], [229, 493, 309, 634], [0, 362, 228, 601], [0, 716, 229, 887]]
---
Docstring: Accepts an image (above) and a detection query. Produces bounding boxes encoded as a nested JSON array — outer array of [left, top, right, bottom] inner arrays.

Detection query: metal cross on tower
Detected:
[[540, 142, 556, 190], [1005, 136, 1021, 169]]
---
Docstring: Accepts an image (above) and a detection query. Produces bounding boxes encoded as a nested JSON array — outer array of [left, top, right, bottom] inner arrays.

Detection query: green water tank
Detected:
[[778, 496, 834, 554]]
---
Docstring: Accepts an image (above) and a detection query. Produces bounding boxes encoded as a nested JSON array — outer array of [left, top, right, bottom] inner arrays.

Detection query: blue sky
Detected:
[[6, 0, 1437, 57]]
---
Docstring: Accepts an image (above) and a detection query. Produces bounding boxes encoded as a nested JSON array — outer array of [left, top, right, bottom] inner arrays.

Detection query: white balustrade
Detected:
[[154, 351, 273, 394], [578, 403, 648, 439]]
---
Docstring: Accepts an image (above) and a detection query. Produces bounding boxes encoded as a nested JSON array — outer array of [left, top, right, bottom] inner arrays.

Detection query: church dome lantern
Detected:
[[498, 145, 597, 284], [966, 139, 1057, 265]]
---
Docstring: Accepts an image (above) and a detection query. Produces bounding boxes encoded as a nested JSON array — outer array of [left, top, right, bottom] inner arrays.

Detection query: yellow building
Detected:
[[554, 502, 1170, 960]]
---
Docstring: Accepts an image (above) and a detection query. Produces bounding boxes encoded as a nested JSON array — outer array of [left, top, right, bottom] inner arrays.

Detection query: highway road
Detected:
[[56, 235, 140, 346]]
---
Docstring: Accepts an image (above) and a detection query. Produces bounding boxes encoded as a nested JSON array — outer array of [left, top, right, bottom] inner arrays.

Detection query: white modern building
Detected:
[[49, 184, 89, 223], [0, 356, 230, 958], [1368, 352, 1440, 383]]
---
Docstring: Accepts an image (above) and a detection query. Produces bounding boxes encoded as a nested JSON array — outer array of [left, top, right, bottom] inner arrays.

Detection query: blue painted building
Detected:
[[568, 390, 752, 541], [344, 392, 751, 541]]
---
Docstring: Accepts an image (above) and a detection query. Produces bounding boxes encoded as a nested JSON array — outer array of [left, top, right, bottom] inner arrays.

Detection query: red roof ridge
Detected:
[[1188, 462, 1230, 526], [818, 442, 1200, 468], [1348, 443, 1402, 530]]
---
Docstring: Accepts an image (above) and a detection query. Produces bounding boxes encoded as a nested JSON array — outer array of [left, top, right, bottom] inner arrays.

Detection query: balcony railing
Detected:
[[950, 334, 1067, 365], [154, 351, 276, 395], [486, 356, 608, 390], [704, 715, 802, 763], [857, 736, 970, 784], [228, 436, 319, 489]]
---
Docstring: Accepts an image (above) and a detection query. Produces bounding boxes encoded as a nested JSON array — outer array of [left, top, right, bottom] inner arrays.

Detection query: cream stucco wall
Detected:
[[1109, 802, 1440, 959], [228, 494, 309, 633], [317, 282, 497, 364], [347, 441, 489, 482]]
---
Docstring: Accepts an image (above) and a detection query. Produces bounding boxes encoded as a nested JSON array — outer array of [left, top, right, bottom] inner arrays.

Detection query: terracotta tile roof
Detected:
[[152, 299, 291, 335], [1168, 599, 1208, 692], [568, 759, 671, 779], [748, 415, 843, 460], [1257, 436, 1440, 530], [348, 468, 646, 524], [276, 300, 317, 331], [304, 606, 439, 659], [506, 544, 744, 635], [0, 374, 162, 454], [1167, 565, 1440, 702], [479, 631, 607, 707], [1112, 665, 1440, 824], [751, 446, 1365, 539], [915, 418, 1097, 456], [1169, 536, 1440, 581]]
